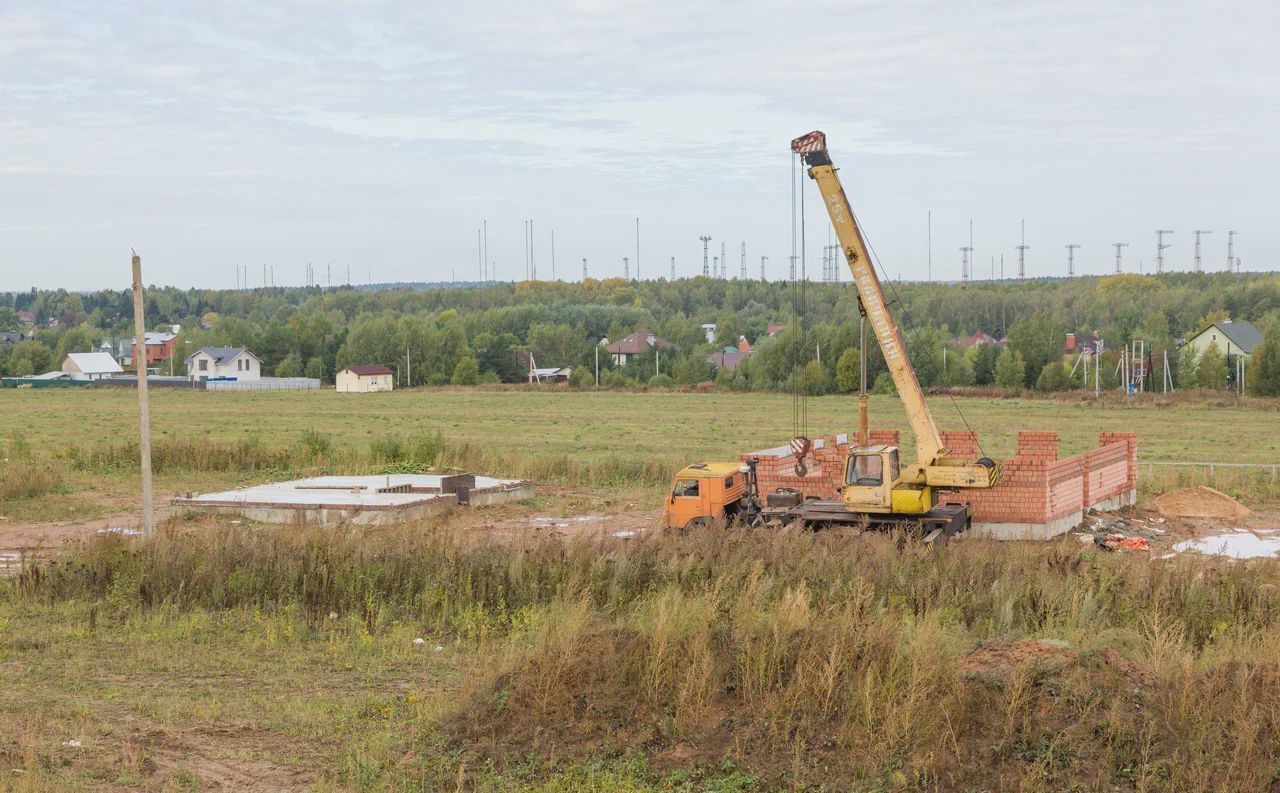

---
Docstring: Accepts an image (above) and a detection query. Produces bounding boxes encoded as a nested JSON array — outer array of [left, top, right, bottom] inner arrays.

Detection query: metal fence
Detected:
[[205, 377, 321, 392], [1142, 460, 1279, 480]]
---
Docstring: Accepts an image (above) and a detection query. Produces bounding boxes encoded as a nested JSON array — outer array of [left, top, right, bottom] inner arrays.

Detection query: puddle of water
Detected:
[[1172, 531, 1280, 560], [96, 527, 143, 536]]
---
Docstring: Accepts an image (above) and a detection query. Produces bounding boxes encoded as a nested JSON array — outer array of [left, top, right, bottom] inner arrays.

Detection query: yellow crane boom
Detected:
[[792, 130, 997, 490]]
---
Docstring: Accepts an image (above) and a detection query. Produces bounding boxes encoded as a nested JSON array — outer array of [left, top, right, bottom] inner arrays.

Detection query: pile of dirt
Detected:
[[1153, 486, 1251, 519], [962, 639, 1158, 689]]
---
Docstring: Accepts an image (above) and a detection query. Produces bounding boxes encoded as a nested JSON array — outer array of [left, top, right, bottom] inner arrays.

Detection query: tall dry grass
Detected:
[[10, 522, 1280, 788]]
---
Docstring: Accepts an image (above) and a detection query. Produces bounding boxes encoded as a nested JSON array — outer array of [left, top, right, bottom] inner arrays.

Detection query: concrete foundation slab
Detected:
[[173, 473, 534, 525]]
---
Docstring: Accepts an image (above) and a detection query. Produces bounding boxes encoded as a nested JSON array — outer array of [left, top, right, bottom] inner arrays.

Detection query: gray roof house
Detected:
[[1184, 319, 1264, 359], [185, 346, 262, 381]]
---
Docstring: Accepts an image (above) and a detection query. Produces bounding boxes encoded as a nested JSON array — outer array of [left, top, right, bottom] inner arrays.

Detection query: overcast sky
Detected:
[[3, 1, 1277, 291]]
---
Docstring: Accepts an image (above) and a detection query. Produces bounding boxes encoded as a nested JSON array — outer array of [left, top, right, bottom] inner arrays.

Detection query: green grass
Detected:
[[3, 387, 1278, 521], [2, 387, 1278, 465]]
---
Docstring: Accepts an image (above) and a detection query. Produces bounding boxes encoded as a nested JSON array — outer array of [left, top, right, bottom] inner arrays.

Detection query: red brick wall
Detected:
[[940, 430, 980, 459], [743, 429, 1137, 526], [1016, 431, 1059, 462]]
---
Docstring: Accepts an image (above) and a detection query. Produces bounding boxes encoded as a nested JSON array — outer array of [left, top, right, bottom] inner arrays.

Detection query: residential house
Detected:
[[336, 365, 395, 393], [700, 323, 717, 344], [965, 330, 999, 346], [766, 324, 786, 337], [1183, 319, 1263, 360], [16, 311, 35, 326], [186, 347, 261, 382], [60, 352, 124, 381], [0, 331, 22, 347], [606, 330, 674, 366], [708, 337, 754, 371], [131, 332, 177, 365]]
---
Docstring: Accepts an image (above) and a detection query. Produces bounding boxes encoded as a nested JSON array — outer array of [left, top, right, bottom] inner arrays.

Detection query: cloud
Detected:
[[1, 0, 1277, 288]]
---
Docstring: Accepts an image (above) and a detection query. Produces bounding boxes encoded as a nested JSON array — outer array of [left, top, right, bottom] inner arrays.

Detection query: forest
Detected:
[[4, 271, 1280, 394]]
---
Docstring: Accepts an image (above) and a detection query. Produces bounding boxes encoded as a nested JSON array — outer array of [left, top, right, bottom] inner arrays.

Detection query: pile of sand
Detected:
[[1153, 486, 1251, 519]]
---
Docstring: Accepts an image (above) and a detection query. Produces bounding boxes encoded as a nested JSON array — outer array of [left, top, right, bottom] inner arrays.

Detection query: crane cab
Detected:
[[664, 462, 749, 530], [841, 445, 933, 516]]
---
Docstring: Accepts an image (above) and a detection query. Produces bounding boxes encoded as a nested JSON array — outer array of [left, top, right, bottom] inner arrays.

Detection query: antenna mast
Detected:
[[1016, 219, 1029, 279], [1065, 244, 1080, 277], [699, 235, 711, 276]]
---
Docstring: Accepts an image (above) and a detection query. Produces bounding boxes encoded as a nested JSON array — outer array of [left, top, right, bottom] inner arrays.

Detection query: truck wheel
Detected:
[[684, 517, 711, 533]]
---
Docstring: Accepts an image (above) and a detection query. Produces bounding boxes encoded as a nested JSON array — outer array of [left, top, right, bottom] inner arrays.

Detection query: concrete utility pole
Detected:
[[699, 235, 711, 277], [130, 252, 155, 537], [1156, 230, 1173, 273], [1113, 242, 1129, 273], [1016, 219, 1029, 279], [1227, 231, 1237, 271], [720, 242, 727, 279], [1065, 244, 1080, 277], [1193, 229, 1211, 272], [761, 255, 768, 281]]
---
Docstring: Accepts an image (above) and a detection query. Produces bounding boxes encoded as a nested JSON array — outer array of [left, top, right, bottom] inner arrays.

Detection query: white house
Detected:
[[336, 365, 395, 392], [61, 352, 124, 381], [186, 347, 261, 382]]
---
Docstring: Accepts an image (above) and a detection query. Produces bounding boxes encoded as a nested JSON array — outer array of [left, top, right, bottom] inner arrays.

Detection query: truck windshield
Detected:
[[846, 454, 883, 486], [673, 479, 700, 497]]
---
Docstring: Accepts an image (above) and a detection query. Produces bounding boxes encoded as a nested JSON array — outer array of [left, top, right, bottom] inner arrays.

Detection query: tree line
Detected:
[[4, 271, 1280, 395]]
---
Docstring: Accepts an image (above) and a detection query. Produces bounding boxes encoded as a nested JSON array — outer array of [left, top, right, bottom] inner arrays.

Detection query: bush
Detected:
[[451, 356, 480, 386], [569, 366, 594, 389], [647, 373, 674, 389], [1034, 360, 1072, 392], [993, 347, 1026, 389]]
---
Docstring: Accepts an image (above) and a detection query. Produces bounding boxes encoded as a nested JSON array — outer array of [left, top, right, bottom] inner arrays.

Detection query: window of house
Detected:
[[673, 479, 700, 498], [199, 359, 208, 371], [846, 454, 883, 486], [723, 475, 736, 489]]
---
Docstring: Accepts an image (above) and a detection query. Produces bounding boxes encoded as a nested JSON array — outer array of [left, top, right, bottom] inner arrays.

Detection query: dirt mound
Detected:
[[962, 639, 1076, 681], [1153, 486, 1250, 519]]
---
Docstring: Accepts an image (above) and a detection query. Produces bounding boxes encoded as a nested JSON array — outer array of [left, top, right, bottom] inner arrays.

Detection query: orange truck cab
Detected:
[[664, 462, 749, 530]]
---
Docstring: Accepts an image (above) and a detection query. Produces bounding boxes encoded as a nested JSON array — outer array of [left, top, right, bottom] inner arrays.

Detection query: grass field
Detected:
[[4, 387, 1280, 790], [3, 387, 1279, 524], [5, 386, 1280, 463]]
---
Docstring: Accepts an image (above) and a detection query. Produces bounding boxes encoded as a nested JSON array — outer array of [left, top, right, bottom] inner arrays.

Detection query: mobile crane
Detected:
[[664, 131, 999, 539]]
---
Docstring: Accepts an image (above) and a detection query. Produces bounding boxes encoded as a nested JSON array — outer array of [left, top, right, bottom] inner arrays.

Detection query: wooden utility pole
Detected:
[[131, 253, 156, 536]]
